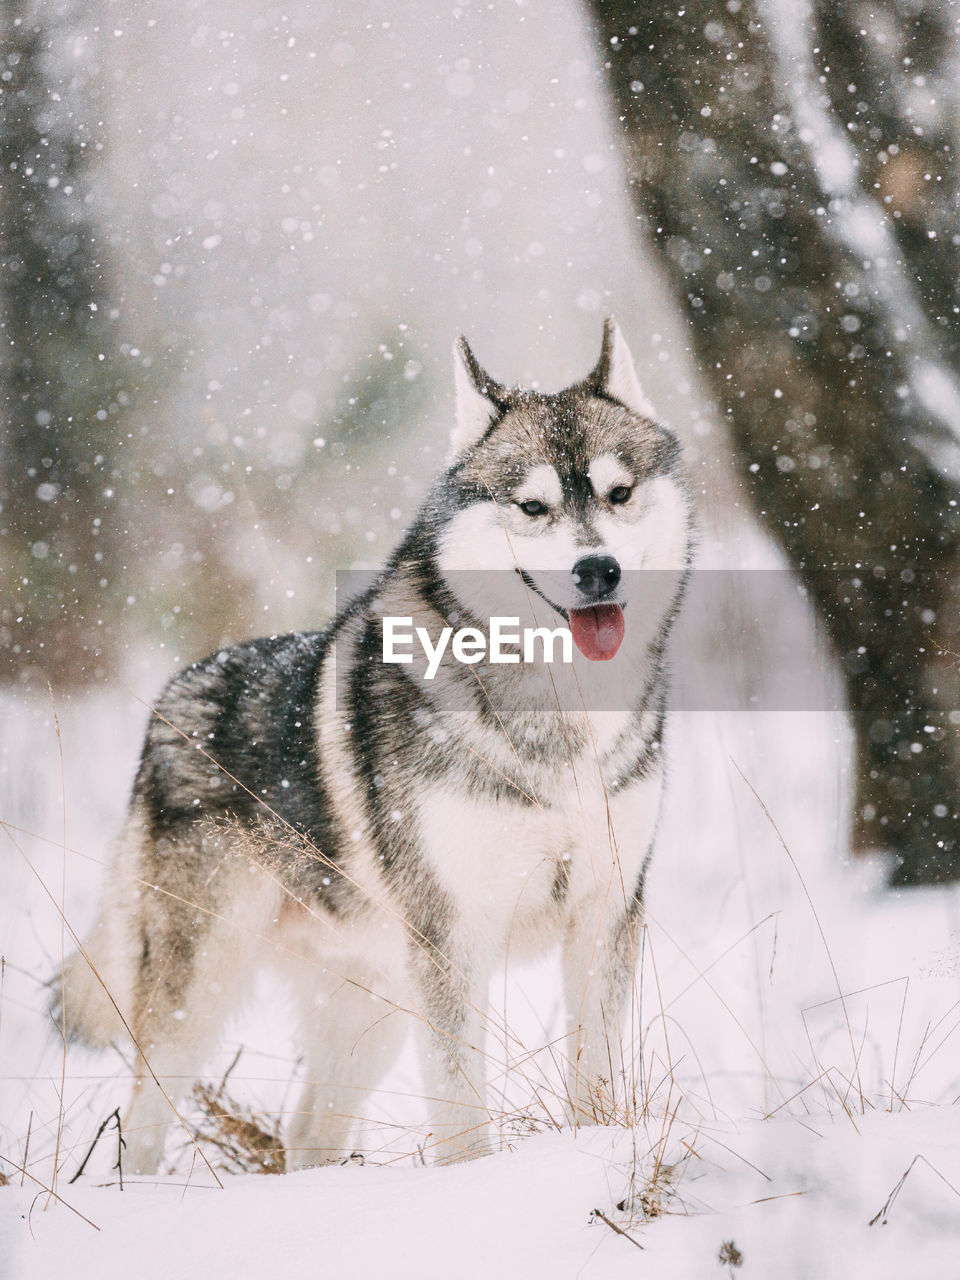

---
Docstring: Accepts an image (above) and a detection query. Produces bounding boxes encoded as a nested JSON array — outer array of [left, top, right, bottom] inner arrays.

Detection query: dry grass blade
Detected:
[[733, 760, 865, 1110], [21, 1111, 33, 1188], [47, 683, 68, 1207], [0, 1152, 99, 1231], [617, 1162, 679, 1223], [614, 1108, 695, 1233], [662, 912, 781, 1015], [747, 1191, 807, 1206], [184, 1046, 284, 1175], [890, 976, 910, 1112], [191, 1082, 285, 1175], [643, 907, 785, 1105], [591, 1207, 645, 1250], [868, 1153, 960, 1226]]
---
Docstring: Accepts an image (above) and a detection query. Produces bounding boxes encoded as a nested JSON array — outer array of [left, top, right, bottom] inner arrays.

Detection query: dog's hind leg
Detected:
[[122, 850, 278, 1174], [286, 962, 406, 1169]]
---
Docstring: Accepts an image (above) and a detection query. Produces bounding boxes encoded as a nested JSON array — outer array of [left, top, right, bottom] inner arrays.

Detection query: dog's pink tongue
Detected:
[[568, 603, 625, 661]]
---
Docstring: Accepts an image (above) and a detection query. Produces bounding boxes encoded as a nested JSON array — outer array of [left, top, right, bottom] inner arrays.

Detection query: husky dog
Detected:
[[58, 320, 692, 1171]]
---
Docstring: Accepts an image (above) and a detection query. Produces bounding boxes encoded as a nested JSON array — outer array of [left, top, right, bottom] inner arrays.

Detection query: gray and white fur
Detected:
[[56, 319, 693, 1171]]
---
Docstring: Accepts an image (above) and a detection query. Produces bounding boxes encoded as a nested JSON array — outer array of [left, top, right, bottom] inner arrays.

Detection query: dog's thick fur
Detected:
[[58, 320, 692, 1171]]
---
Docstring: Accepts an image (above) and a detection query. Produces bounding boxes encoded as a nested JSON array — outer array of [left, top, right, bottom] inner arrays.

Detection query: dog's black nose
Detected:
[[572, 554, 621, 600]]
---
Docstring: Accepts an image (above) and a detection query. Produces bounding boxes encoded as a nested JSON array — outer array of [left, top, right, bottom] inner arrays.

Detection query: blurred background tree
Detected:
[[0, 0, 132, 685], [589, 0, 960, 884], [0, 2, 434, 689]]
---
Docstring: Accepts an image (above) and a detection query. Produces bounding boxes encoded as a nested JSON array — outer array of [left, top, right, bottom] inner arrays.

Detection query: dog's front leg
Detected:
[[408, 930, 493, 1164], [562, 901, 641, 1127]]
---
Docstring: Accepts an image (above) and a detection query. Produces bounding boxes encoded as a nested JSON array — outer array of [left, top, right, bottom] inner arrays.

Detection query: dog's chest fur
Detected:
[[415, 766, 656, 938]]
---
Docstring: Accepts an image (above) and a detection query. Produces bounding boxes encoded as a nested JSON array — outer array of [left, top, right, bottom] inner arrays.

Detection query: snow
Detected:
[[5, 616, 960, 1275], [4, 1132, 642, 1280], [8, 1115, 960, 1280]]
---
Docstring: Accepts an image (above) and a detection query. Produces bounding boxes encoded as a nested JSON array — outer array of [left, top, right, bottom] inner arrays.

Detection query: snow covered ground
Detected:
[[6, 0, 960, 1270], [8, 1116, 960, 1279], [4, 611, 960, 1276]]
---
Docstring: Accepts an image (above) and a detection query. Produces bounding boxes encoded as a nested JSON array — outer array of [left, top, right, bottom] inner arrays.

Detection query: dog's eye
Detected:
[[609, 485, 633, 505], [518, 499, 549, 517]]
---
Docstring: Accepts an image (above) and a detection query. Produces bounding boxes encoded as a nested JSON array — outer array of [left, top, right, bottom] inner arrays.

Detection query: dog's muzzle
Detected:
[[571, 554, 621, 602]]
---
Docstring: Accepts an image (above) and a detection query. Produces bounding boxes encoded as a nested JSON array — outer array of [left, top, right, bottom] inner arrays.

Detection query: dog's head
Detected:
[[434, 319, 692, 662]]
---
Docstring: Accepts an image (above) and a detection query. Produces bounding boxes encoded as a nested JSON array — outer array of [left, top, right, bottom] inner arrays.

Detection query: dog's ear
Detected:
[[590, 318, 656, 419], [449, 337, 509, 459]]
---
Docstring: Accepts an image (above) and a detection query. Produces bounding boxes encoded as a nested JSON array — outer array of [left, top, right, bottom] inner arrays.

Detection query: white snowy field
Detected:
[[4, 608, 960, 1277], [9, 0, 960, 1271]]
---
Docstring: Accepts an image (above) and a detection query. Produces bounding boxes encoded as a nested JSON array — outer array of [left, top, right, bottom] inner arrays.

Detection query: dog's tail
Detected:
[[48, 823, 139, 1049]]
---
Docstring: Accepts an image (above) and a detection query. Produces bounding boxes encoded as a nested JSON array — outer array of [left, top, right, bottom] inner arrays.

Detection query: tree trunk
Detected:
[[588, 0, 960, 884], [0, 0, 129, 686]]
